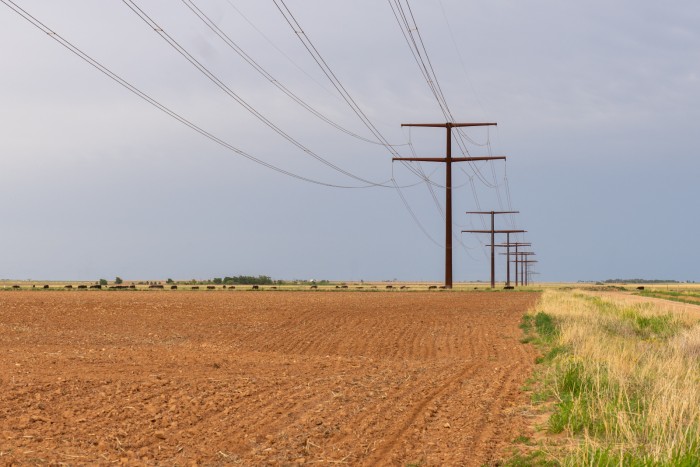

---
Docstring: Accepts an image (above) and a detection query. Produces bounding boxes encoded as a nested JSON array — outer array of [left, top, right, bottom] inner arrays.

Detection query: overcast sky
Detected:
[[1, 0, 698, 283]]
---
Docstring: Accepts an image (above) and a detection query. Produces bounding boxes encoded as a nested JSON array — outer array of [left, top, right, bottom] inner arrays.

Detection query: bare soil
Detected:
[[0, 291, 539, 465]]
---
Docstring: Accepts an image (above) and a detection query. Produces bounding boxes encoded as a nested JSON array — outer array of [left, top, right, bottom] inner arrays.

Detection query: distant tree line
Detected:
[[212, 275, 279, 285]]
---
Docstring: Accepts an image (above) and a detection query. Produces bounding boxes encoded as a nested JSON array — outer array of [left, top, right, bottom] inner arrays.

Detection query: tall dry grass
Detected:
[[529, 289, 700, 465]]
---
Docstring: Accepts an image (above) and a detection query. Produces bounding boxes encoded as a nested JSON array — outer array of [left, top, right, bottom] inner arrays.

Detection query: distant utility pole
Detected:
[[393, 122, 503, 289], [490, 238, 531, 288], [462, 228, 525, 288], [511, 253, 536, 286], [521, 260, 538, 285], [465, 211, 519, 288]]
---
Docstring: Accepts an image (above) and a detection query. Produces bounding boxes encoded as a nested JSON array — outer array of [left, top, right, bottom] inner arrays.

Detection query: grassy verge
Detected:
[[636, 289, 700, 306], [509, 289, 700, 466]]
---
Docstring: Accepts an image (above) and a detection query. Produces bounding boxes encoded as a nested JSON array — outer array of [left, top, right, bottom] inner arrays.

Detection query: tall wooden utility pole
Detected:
[[393, 122, 503, 289], [461, 229, 525, 288], [465, 211, 519, 288]]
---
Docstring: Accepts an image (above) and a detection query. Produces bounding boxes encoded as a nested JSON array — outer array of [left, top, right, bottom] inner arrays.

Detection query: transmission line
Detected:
[[123, 0, 396, 189], [1, 0, 390, 190], [182, 0, 402, 147]]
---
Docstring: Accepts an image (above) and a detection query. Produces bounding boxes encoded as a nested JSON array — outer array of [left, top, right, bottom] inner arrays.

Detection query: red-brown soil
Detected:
[[0, 291, 539, 465]]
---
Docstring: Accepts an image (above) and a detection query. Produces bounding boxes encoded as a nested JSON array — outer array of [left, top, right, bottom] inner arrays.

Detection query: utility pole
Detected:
[[465, 211, 518, 288], [489, 240, 531, 288], [511, 253, 536, 286], [519, 260, 538, 285], [461, 229, 526, 288], [393, 122, 503, 289]]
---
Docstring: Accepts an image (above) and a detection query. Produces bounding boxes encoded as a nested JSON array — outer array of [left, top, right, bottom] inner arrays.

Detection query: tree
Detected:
[[166, 278, 174, 284], [99, 278, 108, 286], [115, 277, 123, 285]]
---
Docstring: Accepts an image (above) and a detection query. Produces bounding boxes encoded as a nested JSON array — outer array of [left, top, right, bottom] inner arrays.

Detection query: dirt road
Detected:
[[0, 291, 539, 465]]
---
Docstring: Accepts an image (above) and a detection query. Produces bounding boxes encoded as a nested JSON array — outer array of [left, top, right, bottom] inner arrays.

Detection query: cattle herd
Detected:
[[4, 283, 456, 291]]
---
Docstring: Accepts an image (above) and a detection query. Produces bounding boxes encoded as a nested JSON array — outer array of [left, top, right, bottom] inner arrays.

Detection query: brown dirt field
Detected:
[[0, 291, 539, 466]]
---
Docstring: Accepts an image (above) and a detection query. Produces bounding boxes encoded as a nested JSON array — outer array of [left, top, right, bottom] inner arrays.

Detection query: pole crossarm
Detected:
[[392, 156, 505, 163], [465, 211, 519, 215], [488, 243, 531, 247], [461, 230, 526, 234], [401, 123, 497, 128]]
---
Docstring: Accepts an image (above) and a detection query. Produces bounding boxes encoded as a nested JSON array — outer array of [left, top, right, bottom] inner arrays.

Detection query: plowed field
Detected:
[[0, 291, 539, 465]]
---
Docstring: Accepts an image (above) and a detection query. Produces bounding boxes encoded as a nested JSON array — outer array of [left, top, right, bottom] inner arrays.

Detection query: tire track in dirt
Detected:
[[362, 361, 482, 465]]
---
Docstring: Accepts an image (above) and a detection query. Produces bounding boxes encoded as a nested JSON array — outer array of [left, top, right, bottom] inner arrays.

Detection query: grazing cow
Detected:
[[341, 285, 348, 289], [32, 285, 36, 289], [252, 285, 259, 290], [207, 285, 215, 290], [222, 285, 227, 289], [12, 285, 20, 289], [386, 285, 393, 289], [428, 285, 437, 290], [400, 286, 408, 290], [271, 286, 277, 290], [637, 286, 645, 290], [149, 284, 164, 289], [43, 285, 49, 289], [439, 286, 446, 289], [129, 284, 136, 289], [229, 286, 235, 290], [171, 285, 178, 290], [90, 285, 102, 289], [65, 285, 73, 289], [191, 286, 199, 290], [78, 285, 87, 289], [356, 286, 363, 289], [310, 285, 317, 289]]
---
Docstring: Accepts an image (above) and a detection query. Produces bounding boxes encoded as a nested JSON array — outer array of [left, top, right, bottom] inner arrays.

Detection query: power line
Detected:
[[183, 0, 405, 148], [387, 0, 498, 190], [221, 0, 339, 101], [0, 0, 384, 190], [123, 0, 393, 189], [272, 0, 460, 244]]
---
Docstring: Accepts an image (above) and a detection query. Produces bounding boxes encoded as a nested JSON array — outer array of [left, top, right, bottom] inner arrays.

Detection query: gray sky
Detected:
[[1, 0, 698, 283]]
